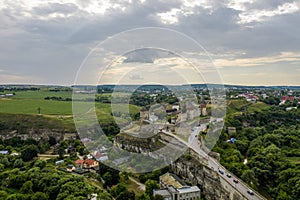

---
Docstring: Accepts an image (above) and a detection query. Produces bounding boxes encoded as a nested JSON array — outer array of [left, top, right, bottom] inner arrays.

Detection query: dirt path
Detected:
[[129, 177, 145, 191]]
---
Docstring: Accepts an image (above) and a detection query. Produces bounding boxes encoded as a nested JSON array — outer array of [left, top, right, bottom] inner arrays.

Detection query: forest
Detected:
[[214, 105, 300, 199]]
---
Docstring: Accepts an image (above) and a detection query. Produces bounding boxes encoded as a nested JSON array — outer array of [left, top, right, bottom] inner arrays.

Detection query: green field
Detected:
[[10, 90, 72, 99], [0, 90, 140, 130], [226, 99, 270, 116]]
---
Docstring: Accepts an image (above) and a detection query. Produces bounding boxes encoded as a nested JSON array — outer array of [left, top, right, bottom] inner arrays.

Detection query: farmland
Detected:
[[0, 89, 140, 130]]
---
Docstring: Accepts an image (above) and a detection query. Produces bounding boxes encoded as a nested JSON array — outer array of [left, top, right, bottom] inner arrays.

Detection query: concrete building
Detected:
[[154, 173, 201, 200]]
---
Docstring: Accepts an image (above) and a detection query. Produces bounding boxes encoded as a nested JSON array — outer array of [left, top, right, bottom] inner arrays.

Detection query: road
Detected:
[[162, 124, 266, 200]]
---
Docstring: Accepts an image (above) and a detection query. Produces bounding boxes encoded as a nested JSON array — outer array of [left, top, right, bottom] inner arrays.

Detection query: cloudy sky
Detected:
[[0, 0, 300, 86]]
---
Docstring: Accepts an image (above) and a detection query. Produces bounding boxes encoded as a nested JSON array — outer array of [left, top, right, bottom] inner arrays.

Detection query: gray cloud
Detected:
[[0, 0, 299, 85]]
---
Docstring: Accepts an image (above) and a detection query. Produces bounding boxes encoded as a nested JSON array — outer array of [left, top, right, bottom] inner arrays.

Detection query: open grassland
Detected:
[[10, 90, 72, 99], [226, 99, 270, 116], [0, 90, 140, 130]]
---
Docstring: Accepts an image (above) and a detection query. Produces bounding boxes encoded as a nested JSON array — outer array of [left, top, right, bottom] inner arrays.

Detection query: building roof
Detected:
[[0, 150, 9, 154], [281, 96, 295, 102], [75, 159, 84, 165], [84, 159, 96, 165], [177, 186, 200, 194], [160, 173, 186, 188], [93, 151, 102, 159], [153, 189, 172, 197]]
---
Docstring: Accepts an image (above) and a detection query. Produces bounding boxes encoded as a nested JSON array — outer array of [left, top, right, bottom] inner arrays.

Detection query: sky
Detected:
[[0, 0, 300, 86]]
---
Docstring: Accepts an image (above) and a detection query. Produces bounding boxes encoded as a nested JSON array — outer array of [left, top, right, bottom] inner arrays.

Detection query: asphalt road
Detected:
[[163, 124, 265, 200]]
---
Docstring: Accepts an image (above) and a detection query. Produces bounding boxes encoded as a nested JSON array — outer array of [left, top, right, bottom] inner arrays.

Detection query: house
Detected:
[[75, 159, 99, 169], [97, 155, 109, 162], [227, 127, 236, 135], [66, 164, 75, 172], [286, 107, 297, 111], [75, 159, 84, 167], [172, 105, 180, 111], [99, 146, 108, 152], [81, 138, 91, 144], [261, 94, 269, 99], [83, 159, 99, 169], [280, 96, 295, 105], [55, 160, 64, 165], [154, 173, 201, 200], [0, 150, 9, 155], [93, 151, 109, 162]]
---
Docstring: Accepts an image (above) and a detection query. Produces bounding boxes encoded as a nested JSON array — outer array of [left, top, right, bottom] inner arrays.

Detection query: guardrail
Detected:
[[161, 130, 267, 200], [211, 157, 267, 200]]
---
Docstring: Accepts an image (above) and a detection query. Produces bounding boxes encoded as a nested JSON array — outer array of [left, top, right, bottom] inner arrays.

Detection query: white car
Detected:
[[247, 189, 254, 195]]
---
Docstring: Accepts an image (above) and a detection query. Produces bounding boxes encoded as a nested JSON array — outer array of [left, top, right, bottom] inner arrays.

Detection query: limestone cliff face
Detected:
[[170, 150, 243, 200], [114, 133, 244, 200]]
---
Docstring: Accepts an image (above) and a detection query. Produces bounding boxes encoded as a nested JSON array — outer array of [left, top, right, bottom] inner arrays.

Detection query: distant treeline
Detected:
[[0, 87, 39, 92], [44, 96, 72, 101]]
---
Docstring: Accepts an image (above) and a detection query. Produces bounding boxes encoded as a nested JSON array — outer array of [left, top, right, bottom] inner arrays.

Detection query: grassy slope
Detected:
[[226, 99, 270, 116]]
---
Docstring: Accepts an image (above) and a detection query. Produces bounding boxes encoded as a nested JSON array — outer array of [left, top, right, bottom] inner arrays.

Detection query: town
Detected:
[[0, 84, 299, 199]]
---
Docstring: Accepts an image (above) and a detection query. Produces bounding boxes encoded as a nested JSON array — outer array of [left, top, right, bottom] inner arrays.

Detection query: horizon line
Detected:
[[1, 83, 300, 87]]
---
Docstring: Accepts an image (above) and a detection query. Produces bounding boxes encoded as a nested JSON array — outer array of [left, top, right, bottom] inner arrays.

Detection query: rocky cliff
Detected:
[[115, 132, 245, 200], [0, 128, 66, 142]]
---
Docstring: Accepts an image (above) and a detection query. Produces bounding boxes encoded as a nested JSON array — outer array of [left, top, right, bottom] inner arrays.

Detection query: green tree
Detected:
[[21, 181, 33, 194], [153, 195, 164, 200], [48, 136, 57, 146], [0, 157, 10, 167], [0, 190, 8, 199], [103, 172, 113, 187], [137, 193, 151, 200], [31, 192, 48, 200], [13, 159, 24, 168], [21, 145, 39, 161], [145, 180, 159, 198], [58, 145, 65, 159], [0, 163, 5, 172], [116, 190, 135, 200], [110, 183, 126, 197], [6, 194, 29, 200], [97, 191, 111, 200], [34, 159, 47, 169], [241, 169, 257, 185]]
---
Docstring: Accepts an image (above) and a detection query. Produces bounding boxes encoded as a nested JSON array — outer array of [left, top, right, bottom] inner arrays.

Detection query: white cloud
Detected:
[[214, 52, 300, 67], [238, 2, 299, 24], [226, 0, 257, 11], [157, 8, 181, 24]]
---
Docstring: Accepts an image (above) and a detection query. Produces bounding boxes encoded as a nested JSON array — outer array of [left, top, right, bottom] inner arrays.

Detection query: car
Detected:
[[218, 169, 224, 174], [247, 189, 254, 195], [233, 179, 238, 183], [226, 173, 231, 178]]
